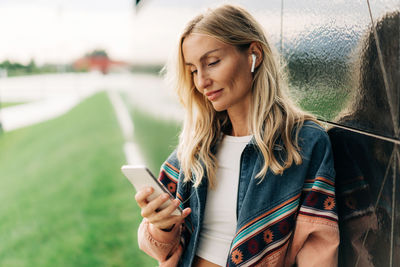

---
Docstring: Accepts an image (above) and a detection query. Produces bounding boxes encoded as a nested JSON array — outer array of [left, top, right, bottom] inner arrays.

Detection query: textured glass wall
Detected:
[[249, 0, 400, 266], [136, 0, 399, 265]]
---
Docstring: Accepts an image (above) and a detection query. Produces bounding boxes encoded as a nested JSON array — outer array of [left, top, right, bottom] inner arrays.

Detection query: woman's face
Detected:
[[182, 33, 253, 113]]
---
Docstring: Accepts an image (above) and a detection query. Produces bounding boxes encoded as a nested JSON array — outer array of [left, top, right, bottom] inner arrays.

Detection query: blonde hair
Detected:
[[167, 4, 319, 188]]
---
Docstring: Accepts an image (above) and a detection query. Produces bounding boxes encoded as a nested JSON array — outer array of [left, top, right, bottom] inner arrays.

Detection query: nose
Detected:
[[195, 70, 212, 91]]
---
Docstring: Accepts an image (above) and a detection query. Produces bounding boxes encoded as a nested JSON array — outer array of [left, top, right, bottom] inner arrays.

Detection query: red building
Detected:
[[73, 53, 128, 74]]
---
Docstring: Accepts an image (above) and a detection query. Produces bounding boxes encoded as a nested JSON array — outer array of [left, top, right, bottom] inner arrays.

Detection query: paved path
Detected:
[[107, 90, 145, 165], [0, 72, 183, 164], [121, 74, 184, 122], [0, 96, 81, 132], [0, 72, 183, 132]]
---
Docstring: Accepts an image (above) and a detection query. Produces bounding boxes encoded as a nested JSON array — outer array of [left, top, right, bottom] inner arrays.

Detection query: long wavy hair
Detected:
[[166, 4, 319, 188]]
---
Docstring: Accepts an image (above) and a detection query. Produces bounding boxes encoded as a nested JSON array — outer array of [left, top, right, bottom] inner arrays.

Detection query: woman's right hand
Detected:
[[135, 186, 191, 231]]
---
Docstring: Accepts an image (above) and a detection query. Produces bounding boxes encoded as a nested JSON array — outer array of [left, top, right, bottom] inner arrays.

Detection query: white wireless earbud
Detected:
[[251, 54, 256, 73]]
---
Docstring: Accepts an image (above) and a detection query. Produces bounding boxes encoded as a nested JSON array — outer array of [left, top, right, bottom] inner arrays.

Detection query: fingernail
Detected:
[[162, 194, 169, 200], [146, 187, 152, 193]]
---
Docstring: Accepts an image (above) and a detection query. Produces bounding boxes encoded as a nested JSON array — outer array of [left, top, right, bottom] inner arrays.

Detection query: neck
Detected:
[[227, 108, 250, 137]]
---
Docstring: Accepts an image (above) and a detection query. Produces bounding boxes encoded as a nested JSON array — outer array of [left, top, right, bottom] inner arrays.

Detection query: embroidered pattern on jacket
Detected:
[[226, 175, 338, 266], [159, 162, 179, 195], [227, 194, 300, 266], [300, 176, 338, 222], [158, 163, 195, 235]]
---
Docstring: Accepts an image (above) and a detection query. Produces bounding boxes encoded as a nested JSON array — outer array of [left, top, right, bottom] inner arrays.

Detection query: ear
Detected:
[[248, 42, 263, 70]]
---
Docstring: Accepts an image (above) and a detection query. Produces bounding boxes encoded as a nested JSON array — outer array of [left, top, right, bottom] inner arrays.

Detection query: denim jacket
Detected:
[[138, 121, 339, 266]]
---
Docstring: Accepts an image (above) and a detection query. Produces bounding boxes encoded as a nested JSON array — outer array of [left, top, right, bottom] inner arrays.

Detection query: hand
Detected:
[[135, 187, 191, 230], [159, 245, 183, 267]]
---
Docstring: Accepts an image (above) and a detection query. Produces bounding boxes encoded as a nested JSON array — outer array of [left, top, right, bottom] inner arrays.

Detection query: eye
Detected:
[[208, 60, 220, 66], [191, 69, 198, 75]]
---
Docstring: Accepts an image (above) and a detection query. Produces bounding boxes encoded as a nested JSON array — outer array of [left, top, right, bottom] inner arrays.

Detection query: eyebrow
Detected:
[[185, 48, 221, 66]]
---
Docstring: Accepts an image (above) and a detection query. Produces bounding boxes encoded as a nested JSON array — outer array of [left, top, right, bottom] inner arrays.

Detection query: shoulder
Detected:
[[297, 120, 331, 151], [298, 120, 335, 179], [298, 120, 328, 140]]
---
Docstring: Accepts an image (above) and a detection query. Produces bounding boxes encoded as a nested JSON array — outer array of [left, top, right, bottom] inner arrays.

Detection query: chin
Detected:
[[211, 102, 227, 112]]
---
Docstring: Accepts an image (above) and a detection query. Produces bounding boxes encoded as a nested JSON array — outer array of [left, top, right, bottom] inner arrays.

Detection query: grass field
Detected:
[[0, 92, 157, 266]]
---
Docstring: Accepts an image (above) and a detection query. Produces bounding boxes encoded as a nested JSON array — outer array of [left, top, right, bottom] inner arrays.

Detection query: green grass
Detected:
[[1, 102, 25, 109], [0, 92, 156, 266], [127, 107, 181, 176]]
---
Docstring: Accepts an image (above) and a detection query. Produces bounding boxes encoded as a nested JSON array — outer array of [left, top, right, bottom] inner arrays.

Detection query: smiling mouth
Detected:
[[205, 89, 223, 101]]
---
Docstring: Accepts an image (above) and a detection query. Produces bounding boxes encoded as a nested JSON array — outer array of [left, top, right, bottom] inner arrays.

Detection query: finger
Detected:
[[152, 199, 181, 220], [150, 207, 191, 229], [135, 187, 153, 208], [141, 193, 170, 218], [151, 215, 182, 230], [181, 208, 191, 218]]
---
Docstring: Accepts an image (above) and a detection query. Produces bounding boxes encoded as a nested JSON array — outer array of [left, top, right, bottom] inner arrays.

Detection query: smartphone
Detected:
[[121, 165, 182, 216]]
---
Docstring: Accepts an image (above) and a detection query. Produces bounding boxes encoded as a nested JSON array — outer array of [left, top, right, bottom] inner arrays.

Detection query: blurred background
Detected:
[[0, 0, 399, 266]]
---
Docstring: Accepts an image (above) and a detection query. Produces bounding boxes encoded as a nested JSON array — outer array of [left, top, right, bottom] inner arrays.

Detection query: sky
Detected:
[[0, 0, 395, 65], [0, 0, 136, 64], [0, 0, 259, 64]]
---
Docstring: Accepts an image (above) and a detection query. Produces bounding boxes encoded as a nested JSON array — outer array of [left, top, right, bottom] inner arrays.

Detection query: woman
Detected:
[[135, 4, 339, 267]]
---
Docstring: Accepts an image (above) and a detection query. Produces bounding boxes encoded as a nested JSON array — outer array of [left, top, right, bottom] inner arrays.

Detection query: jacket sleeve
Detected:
[[138, 218, 181, 262], [137, 154, 182, 263], [285, 130, 339, 267]]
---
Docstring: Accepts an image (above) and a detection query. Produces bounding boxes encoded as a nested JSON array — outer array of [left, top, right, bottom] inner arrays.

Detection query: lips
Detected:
[[205, 89, 223, 101]]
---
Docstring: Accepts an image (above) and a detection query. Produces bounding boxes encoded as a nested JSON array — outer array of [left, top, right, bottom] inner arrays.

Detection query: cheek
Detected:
[[219, 63, 240, 88], [228, 62, 252, 90]]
